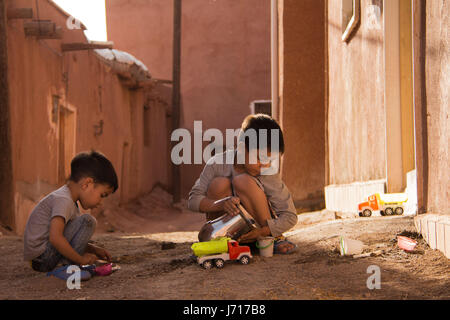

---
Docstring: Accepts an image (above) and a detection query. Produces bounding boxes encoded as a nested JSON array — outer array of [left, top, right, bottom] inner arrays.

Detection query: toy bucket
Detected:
[[94, 263, 113, 276], [256, 237, 274, 257], [397, 236, 417, 252], [339, 237, 364, 256]]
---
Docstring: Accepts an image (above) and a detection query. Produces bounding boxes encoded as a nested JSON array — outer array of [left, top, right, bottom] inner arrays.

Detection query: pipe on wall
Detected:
[[271, 0, 279, 121], [0, 0, 16, 230]]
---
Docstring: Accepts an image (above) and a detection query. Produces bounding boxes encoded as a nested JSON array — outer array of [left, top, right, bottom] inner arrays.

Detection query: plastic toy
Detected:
[[191, 237, 252, 269], [397, 236, 417, 252], [80, 262, 121, 276], [358, 193, 408, 217], [47, 265, 92, 281]]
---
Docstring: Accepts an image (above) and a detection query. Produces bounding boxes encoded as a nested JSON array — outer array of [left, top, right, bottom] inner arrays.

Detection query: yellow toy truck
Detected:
[[191, 237, 252, 269], [358, 193, 408, 217]]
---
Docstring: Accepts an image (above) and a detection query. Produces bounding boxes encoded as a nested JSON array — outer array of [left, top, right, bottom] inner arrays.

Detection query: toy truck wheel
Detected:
[[214, 259, 225, 269], [361, 209, 372, 217], [394, 207, 404, 215], [202, 260, 213, 269], [385, 207, 394, 216], [239, 255, 250, 265]]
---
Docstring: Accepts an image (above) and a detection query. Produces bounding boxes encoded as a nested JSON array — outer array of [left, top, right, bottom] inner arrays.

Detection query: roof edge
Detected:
[[47, 0, 88, 30]]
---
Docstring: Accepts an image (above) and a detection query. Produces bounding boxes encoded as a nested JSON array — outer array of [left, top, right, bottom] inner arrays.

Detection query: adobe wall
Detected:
[[106, 0, 271, 198], [6, 0, 170, 233], [7, 0, 66, 233], [278, 0, 326, 210], [0, 0, 14, 228], [327, 0, 386, 186], [424, 0, 449, 215]]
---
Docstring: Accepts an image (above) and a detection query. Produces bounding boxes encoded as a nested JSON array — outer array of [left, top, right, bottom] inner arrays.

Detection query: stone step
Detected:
[[414, 214, 450, 259]]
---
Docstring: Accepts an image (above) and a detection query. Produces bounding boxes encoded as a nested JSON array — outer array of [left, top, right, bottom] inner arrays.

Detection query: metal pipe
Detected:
[[0, 0, 16, 230], [171, 0, 182, 203], [271, 0, 279, 121]]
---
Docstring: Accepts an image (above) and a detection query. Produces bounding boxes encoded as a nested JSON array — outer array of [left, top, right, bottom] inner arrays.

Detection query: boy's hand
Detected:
[[237, 226, 271, 243], [94, 247, 112, 262], [223, 196, 241, 216], [81, 253, 98, 265]]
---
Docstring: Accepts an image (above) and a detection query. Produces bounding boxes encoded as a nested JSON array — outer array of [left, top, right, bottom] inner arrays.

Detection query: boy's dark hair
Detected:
[[69, 150, 119, 192], [240, 114, 285, 154]]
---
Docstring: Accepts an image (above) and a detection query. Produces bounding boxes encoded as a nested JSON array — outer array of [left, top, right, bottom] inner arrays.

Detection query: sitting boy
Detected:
[[188, 114, 298, 254], [24, 150, 118, 272]]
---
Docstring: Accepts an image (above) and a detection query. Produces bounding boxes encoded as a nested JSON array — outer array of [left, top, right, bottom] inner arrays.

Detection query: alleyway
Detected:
[[1, 215, 448, 300], [1, 0, 449, 303]]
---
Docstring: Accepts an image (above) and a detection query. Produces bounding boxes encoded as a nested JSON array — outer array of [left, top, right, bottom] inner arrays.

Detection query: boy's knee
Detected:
[[206, 177, 232, 199], [80, 214, 97, 229], [232, 174, 258, 192]]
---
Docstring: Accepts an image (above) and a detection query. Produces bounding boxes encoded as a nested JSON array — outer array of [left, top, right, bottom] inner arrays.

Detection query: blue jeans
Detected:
[[31, 214, 97, 272]]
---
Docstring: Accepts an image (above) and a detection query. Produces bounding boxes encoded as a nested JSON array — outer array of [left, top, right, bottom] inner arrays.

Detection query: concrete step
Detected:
[[414, 214, 450, 259]]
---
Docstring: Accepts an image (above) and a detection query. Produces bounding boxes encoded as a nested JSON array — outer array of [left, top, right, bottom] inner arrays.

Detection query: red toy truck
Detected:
[[191, 238, 252, 269]]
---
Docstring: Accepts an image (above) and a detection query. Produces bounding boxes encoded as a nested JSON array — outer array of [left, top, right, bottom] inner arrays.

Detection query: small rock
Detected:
[[370, 250, 384, 256], [335, 211, 359, 219], [161, 242, 176, 250]]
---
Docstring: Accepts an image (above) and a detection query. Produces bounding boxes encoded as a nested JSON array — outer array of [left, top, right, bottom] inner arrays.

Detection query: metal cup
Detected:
[[197, 197, 259, 242]]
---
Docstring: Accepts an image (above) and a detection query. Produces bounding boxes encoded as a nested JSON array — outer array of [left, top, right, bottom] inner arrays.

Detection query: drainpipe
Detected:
[[172, 0, 182, 203], [271, 0, 279, 121], [384, 0, 404, 193], [412, 0, 428, 213], [0, 0, 15, 230]]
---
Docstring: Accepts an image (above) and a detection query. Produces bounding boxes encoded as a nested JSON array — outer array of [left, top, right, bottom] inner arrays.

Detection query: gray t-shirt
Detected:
[[188, 150, 298, 237], [23, 185, 80, 261]]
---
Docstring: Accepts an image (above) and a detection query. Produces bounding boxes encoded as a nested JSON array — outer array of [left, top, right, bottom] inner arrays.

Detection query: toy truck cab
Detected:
[[358, 194, 381, 216], [358, 193, 407, 217], [192, 239, 252, 269], [227, 240, 250, 260]]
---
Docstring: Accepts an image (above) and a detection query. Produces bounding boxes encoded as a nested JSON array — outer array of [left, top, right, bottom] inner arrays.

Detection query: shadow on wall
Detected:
[[294, 191, 326, 213]]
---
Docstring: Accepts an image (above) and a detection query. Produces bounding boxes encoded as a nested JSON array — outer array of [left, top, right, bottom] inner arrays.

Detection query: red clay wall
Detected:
[[6, 0, 170, 233], [327, 0, 386, 185], [8, 0, 67, 233], [106, 0, 271, 199], [424, 0, 449, 215], [278, 0, 326, 210]]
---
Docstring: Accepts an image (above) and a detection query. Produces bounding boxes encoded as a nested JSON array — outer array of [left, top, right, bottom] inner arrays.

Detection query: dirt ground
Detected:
[[0, 189, 448, 300]]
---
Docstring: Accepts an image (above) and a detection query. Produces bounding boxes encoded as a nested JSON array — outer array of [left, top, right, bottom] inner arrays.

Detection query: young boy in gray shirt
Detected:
[[188, 114, 298, 254], [24, 150, 118, 272]]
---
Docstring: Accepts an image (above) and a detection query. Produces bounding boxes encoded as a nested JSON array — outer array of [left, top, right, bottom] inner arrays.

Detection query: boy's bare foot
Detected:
[[276, 242, 293, 253], [274, 240, 297, 254]]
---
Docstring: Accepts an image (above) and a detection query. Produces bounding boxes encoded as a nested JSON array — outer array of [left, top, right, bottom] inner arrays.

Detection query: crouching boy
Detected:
[[188, 114, 298, 254], [23, 150, 118, 272]]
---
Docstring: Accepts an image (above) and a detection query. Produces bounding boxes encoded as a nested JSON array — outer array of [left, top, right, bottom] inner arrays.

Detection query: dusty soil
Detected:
[[92, 186, 206, 234], [0, 208, 449, 300]]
